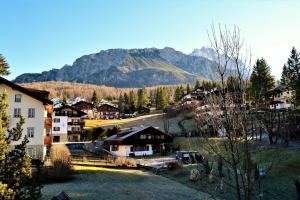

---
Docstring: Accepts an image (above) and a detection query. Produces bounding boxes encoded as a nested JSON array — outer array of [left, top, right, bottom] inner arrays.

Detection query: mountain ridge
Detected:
[[14, 47, 218, 88]]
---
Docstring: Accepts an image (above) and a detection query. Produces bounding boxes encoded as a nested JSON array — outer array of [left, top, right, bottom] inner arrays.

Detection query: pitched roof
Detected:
[[106, 126, 149, 142], [97, 103, 119, 111], [0, 77, 52, 105], [72, 100, 94, 109], [105, 126, 173, 144], [54, 104, 87, 116]]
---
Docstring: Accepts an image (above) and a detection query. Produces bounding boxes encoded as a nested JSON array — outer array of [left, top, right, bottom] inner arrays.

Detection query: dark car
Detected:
[[176, 151, 203, 164]]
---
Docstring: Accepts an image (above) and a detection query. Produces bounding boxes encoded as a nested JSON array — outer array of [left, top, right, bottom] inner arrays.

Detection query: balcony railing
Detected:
[[68, 130, 85, 134], [67, 121, 85, 126], [44, 117, 52, 129]]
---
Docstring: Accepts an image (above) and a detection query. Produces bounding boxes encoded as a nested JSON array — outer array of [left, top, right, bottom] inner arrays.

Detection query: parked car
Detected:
[[175, 151, 203, 164]]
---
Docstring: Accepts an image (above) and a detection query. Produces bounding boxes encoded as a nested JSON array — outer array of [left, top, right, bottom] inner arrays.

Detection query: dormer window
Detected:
[[15, 94, 22, 102]]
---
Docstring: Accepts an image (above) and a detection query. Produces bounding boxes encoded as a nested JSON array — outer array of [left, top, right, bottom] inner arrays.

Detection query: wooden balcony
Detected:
[[44, 135, 52, 145], [44, 117, 52, 129], [45, 104, 53, 117]]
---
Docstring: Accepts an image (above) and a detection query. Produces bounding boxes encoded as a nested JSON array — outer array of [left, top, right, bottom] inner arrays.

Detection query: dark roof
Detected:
[[25, 87, 50, 99], [104, 126, 173, 145], [0, 77, 52, 105], [73, 101, 94, 109], [97, 103, 119, 111], [54, 105, 87, 117]]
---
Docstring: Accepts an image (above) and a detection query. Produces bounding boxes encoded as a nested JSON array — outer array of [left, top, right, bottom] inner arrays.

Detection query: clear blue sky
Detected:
[[1, 0, 300, 80]]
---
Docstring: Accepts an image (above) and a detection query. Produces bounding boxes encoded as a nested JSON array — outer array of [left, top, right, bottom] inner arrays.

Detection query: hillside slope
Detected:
[[14, 47, 217, 87]]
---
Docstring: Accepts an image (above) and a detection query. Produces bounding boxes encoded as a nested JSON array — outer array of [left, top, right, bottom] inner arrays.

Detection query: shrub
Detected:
[[208, 170, 216, 184], [114, 157, 137, 167], [189, 169, 200, 182], [0, 182, 14, 199], [86, 127, 105, 141], [49, 144, 72, 181]]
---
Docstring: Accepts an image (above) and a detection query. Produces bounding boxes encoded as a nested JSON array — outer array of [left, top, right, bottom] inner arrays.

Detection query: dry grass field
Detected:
[[85, 113, 184, 135]]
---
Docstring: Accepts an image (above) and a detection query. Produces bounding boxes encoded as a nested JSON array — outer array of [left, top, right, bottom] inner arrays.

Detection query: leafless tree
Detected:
[[195, 24, 270, 200]]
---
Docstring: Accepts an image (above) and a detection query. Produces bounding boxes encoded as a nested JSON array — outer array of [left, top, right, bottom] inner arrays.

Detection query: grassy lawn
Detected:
[[42, 166, 210, 200], [85, 113, 184, 135], [84, 113, 164, 128], [170, 137, 300, 199]]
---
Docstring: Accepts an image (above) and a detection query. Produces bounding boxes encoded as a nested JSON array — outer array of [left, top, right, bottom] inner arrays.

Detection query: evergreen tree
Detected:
[[155, 87, 162, 109], [149, 90, 156, 106], [202, 80, 217, 90], [118, 94, 124, 112], [280, 64, 291, 86], [174, 87, 181, 102], [91, 90, 100, 107], [179, 85, 185, 97], [62, 96, 68, 105], [128, 90, 138, 112], [161, 87, 169, 110], [0, 54, 10, 76], [186, 84, 191, 94], [249, 58, 275, 104], [123, 93, 130, 113], [174, 86, 185, 102], [194, 80, 201, 90], [137, 87, 148, 110], [282, 47, 300, 105], [0, 92, 41, 199]]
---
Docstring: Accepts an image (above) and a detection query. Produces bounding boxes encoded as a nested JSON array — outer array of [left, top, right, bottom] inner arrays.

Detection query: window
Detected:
[[140, 134, 146, 139], [28, 108, 35, 118], [53, 136, 60, 143], [27, 127, 34, 138], [53, 118, 60, 123], [27, 148, 36, 158], [15, 94, 22, 102], [53, 127, 60, 131], [161, 135, 165, 139], [72, 127, 80, 131], [14, 108, 21, 118], [111, 145, 118, 151], [132, 145, 148, 152]]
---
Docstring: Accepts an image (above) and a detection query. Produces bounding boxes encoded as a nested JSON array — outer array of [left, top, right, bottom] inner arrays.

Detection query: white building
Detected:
[[270, 86, 294, 110], [0, 77, 53, 160], [51, 115, 68, 143], [104, 126, 173, 157], [52, 105, 87, 142]]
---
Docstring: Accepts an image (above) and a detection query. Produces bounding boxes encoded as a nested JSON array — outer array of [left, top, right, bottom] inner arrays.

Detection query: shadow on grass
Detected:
[[42, 166, 203, 200]]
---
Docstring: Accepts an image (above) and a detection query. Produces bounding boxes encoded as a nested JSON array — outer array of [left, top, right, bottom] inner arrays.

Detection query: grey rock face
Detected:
[[14, 47, 218, 87]]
